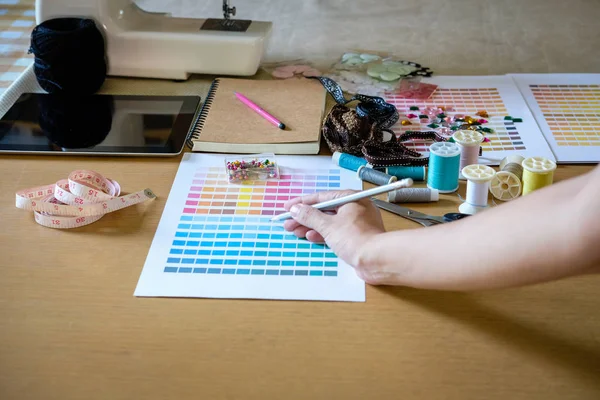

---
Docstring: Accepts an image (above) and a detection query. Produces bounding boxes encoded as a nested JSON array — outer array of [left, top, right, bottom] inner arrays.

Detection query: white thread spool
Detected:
[[489, 154, 524, 201], [452, 130, 483, 180], [459, 164, 496, 215]]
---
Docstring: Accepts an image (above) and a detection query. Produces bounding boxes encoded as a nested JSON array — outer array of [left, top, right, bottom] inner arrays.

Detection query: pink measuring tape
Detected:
[[15, 170, 156, 229]]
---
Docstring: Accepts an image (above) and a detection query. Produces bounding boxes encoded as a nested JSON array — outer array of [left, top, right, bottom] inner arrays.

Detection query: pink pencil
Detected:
[[234, 91, 286, 130]]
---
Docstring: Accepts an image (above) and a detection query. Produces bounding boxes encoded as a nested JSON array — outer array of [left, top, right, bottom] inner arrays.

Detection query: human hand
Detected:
[[282, 190, 386, 268]]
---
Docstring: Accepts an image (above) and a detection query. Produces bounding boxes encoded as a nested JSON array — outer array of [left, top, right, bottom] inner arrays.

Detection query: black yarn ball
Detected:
[[38, 94, 114, 149], [29, 18, 107, 95]]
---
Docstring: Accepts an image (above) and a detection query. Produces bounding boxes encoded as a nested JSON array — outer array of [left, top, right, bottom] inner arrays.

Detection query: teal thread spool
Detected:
[[378, 165, 426, 181], [427, 142, 461, 193], [333, 151, 426, 182], [332, 151, 368, 172]]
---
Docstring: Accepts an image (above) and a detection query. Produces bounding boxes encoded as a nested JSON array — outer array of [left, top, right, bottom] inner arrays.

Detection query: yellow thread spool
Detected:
[[521, 157, 557, 195]]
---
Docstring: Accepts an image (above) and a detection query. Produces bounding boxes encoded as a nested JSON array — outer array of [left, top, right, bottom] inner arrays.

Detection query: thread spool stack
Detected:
[[459, 164, 496, 215], [452, 130, 484, 178], [521, 156, 557, 195], [387, 188, 439, 203], [357, 165, 397, 186], [489, 154, 524, 201], [332, 151, 367, 172], [427, 142, 461, 193]]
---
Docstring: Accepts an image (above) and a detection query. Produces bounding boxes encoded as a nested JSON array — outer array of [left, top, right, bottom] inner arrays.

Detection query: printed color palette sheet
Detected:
[[511, 74, 600, 163], [135, 153, 365, 302], [385, 76, 555, 164]]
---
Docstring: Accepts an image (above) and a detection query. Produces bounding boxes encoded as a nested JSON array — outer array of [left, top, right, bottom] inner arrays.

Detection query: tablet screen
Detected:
[[0, 93, 201, 155]]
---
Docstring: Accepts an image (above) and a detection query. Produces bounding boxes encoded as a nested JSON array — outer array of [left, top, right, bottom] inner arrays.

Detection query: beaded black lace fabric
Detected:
[[311, 76, 447, 166]]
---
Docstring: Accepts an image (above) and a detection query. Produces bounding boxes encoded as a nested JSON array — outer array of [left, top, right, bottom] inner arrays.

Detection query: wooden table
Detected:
[[1, 150, 599, 400]]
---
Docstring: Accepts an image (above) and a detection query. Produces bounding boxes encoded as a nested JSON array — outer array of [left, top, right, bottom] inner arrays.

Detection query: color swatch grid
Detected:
[[510, 73, 600, 163], [135, 154, 365, 302], [386, 88, 522, 153], [166, 166, 342, 277], [380, 76, 557, 165], [530, 84, 600, 147]]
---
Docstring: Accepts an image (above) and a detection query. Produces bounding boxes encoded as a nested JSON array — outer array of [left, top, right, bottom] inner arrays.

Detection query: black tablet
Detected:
[[0, 93, 201, 156]]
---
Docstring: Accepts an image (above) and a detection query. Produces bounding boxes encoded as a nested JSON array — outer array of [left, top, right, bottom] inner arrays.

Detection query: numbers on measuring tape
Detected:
[[16, 170, 156, 229]]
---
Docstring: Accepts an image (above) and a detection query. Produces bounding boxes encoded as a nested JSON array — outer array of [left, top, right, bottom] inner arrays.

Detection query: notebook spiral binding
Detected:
[[185, 78, 221, 149]]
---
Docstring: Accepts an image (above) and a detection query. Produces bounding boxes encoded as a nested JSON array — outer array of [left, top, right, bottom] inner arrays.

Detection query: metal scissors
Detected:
[[371, 198, 470, 227]]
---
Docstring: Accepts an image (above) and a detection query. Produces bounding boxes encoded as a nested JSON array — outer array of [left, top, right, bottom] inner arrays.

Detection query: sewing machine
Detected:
[[35, 0, 272, 80]]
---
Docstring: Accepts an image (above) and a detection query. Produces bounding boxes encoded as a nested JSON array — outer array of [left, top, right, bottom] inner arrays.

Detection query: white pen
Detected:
[[270, 178, 414, 222]]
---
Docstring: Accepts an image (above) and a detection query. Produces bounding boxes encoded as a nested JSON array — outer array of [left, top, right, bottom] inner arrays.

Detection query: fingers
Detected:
[[289, 203, 332, 235], [284, 220, 325, 243], [292, 225, 310, 239], [283, 190, 358, 211], [283, 218, 302, 232], [283, 211, 336, 233], [284, 217, 325, 242], [283, 196, 304, 211], [305, 230, 325, 243]]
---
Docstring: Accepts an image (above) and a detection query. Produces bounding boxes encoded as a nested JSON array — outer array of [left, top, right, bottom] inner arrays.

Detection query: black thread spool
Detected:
[[29, 18, 107, 94], [38, 94, 114, 148], [357, 165, 397, 186]]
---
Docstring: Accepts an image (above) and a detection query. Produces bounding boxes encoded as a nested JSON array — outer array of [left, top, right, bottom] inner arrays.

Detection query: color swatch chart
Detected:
[[384, 76, 555, 164], [511, 74, 600, 162], [135, 154, 365, 302]]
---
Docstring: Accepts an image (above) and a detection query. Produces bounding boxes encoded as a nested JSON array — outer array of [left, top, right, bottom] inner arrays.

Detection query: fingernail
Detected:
[[290, 205, 300, 216]]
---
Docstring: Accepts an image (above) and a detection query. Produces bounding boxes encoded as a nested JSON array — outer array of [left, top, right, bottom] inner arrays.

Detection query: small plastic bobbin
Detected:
[[459, 164, 496, 215], [452, 130, 484, 179], [489, 154, 525, 202], [489, 171, 521, 201]]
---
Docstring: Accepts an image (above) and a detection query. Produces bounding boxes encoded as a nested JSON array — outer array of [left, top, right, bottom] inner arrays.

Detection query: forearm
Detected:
[[359, 168, 600, 290]]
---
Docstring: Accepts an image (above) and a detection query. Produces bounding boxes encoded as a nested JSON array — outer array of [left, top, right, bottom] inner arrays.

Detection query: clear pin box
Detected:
[[225, 153, 280, 183]]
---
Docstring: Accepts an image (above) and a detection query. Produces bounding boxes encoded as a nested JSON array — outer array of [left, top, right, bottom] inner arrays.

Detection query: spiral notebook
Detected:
[[186, 77, 327, 154]]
